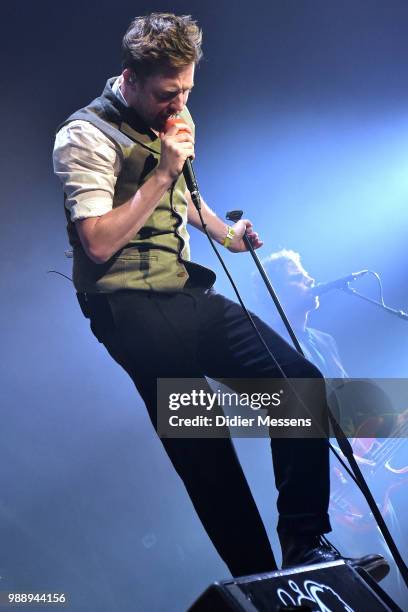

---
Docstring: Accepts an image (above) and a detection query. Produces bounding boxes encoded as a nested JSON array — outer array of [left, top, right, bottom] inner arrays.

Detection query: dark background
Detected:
[[1, 1, 407, 610]]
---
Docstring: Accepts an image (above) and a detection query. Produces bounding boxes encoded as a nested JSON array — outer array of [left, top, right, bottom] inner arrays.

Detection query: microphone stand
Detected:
[[226, 209, 408, 589], [343, 286, 408, 321]]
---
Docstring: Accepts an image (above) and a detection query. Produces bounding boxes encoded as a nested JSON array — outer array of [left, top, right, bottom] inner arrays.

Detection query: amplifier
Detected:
[[189, 560, 402, 611]]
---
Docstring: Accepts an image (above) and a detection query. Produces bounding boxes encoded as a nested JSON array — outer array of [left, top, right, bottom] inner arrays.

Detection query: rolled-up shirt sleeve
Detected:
[[53, 120, 122, 222]]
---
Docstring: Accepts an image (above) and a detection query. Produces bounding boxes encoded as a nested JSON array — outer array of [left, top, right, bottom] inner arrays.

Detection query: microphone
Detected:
[[183, 158, 201, 210], [164, 118, 201, 210], [311, 270, 369, 296]]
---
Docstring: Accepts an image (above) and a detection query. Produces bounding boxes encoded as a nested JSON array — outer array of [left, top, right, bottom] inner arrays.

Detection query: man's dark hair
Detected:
[[122, 13, 202, 78]]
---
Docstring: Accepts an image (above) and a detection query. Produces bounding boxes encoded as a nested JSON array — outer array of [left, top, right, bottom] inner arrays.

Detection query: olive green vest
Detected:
[[61, 78, 214, 293]]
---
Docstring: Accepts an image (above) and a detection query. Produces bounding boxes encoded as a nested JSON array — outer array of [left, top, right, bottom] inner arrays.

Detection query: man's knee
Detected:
[[284, 355, 323, 380]]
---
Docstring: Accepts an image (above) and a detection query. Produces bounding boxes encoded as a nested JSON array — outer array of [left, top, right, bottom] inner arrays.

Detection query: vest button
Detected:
[[177, 271, 187, 277]]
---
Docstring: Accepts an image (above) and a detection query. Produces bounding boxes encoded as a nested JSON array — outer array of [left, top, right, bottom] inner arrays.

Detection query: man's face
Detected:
[[125, 63, 195, 131], [281, 260, 319, 314]]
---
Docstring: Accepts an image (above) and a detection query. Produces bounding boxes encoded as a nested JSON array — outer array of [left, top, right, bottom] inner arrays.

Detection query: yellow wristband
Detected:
[[222, 225, 235, 248]]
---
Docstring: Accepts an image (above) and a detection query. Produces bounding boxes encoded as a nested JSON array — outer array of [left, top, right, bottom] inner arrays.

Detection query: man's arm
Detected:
[[75, 124, 195, 263], [76, 170, 172, 263], [54, 121, 195, 264], [186, 191, 263, 252]]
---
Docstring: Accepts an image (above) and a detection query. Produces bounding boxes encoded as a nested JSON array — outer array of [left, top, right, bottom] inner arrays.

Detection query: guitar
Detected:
[[329, 380, 408, 532]]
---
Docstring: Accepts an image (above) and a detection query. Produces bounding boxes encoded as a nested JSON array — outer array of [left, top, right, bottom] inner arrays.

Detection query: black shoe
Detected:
[[281, 534, 390, 583]]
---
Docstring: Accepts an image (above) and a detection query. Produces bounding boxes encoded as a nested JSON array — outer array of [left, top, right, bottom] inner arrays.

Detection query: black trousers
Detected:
[[79, 286, 331, 577]]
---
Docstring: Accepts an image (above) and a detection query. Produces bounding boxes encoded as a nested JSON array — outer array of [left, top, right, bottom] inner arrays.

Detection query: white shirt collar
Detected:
[[112, 76, 129, 107]]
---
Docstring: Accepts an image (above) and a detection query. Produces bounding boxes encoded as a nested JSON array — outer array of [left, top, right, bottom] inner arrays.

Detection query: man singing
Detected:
[[53, 13, 388, 581], [257, 249, 348, 379]]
